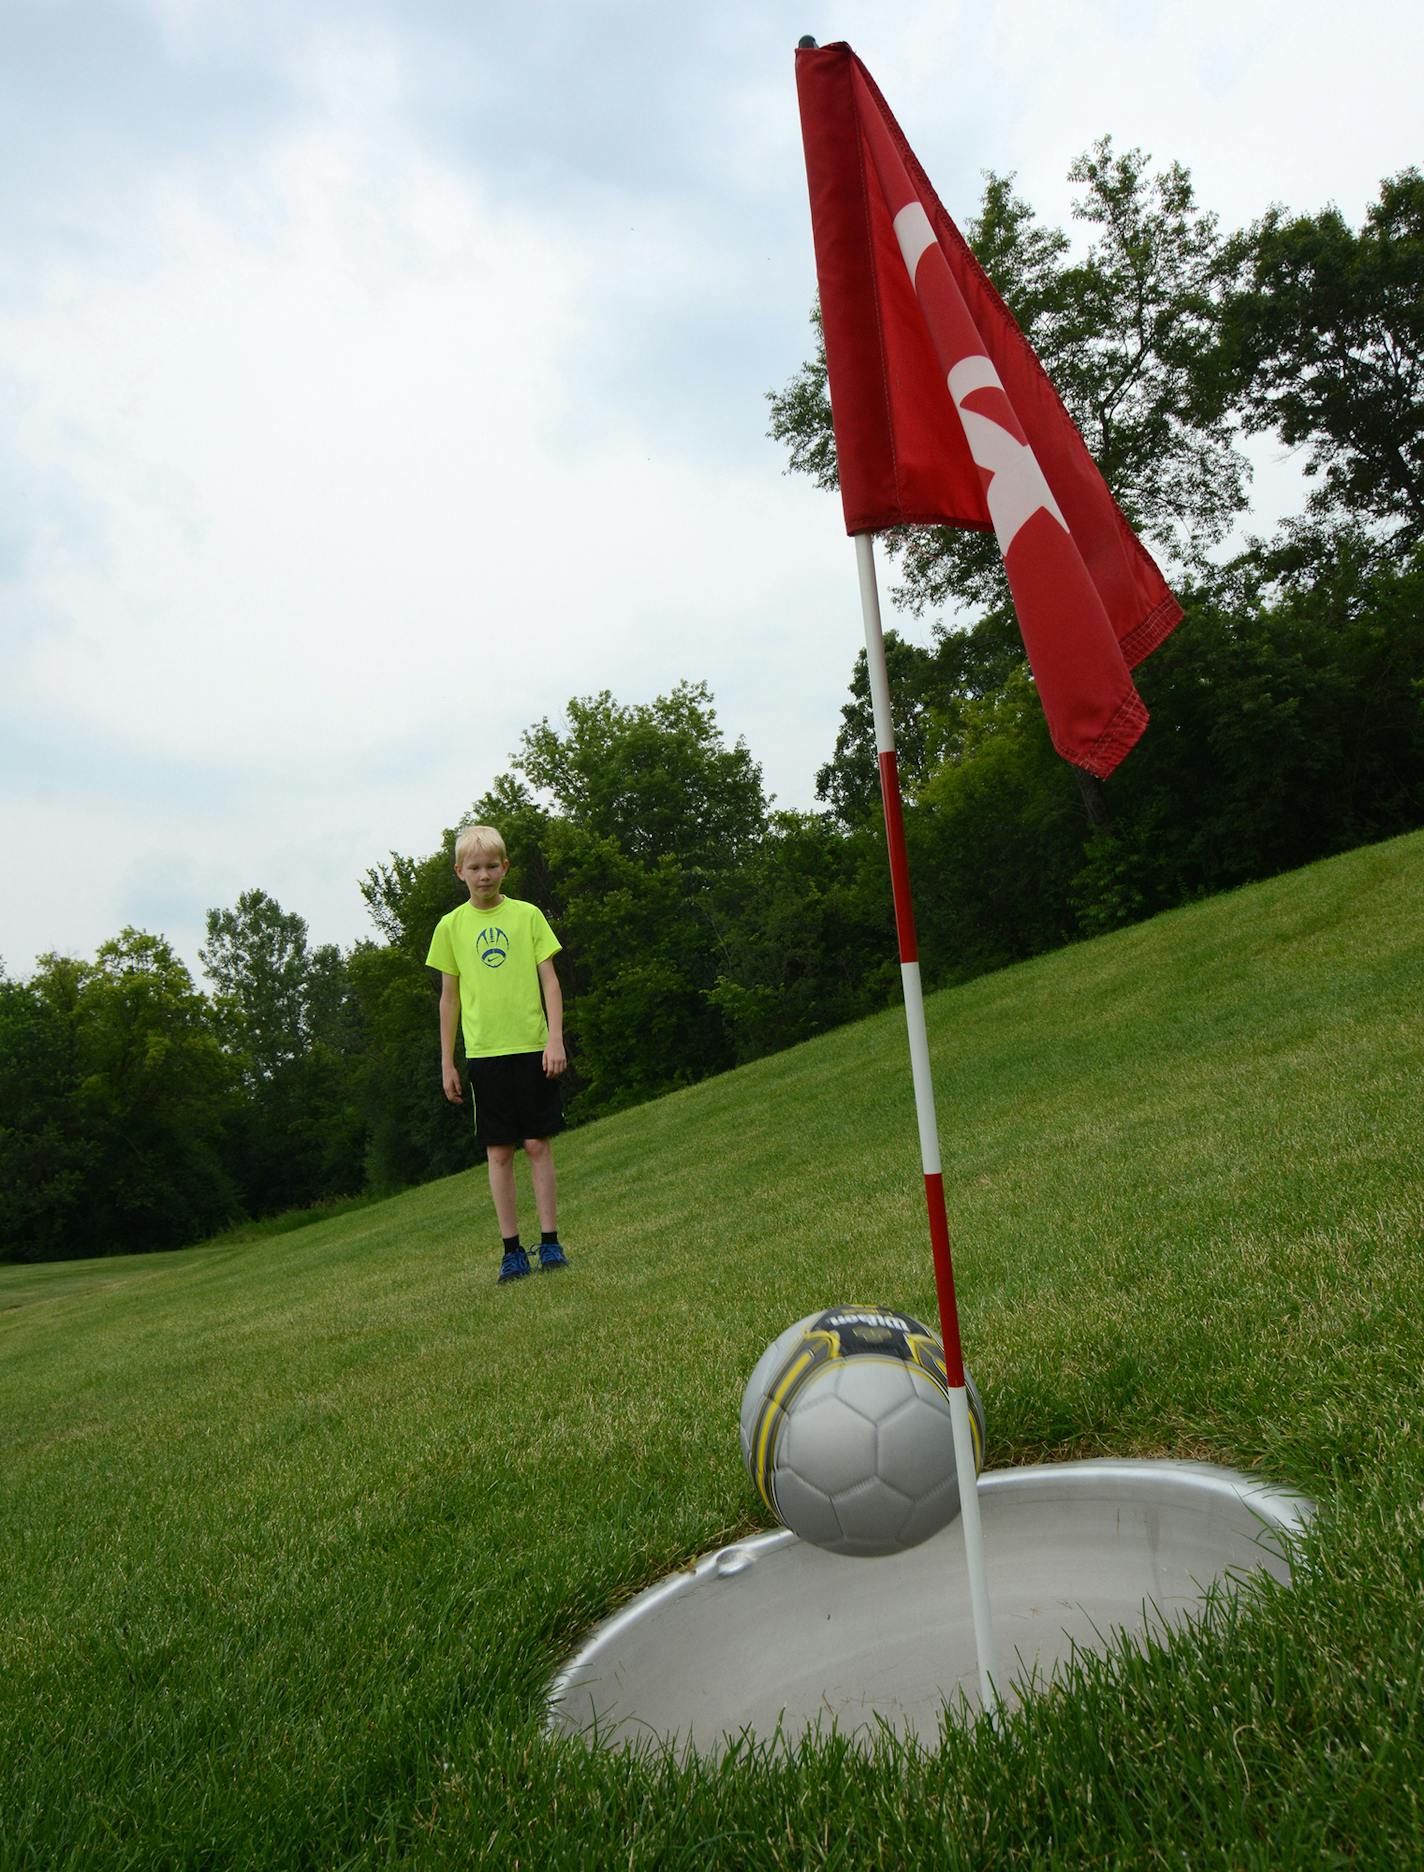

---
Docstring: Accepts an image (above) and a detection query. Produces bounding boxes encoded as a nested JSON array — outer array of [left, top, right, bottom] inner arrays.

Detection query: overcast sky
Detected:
[[3, 0, 1420, 980]]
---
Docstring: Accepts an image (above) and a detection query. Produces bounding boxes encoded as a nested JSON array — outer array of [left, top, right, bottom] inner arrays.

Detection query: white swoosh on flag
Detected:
[[890, 202, 1067, 553], [948, 357, 1067, 552]]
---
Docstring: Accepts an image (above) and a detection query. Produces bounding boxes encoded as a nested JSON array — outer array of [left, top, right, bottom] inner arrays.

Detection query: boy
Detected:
[[426, 824, 570, 1283]]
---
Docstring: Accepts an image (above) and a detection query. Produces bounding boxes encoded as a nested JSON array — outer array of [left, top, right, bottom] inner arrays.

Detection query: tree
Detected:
[[814, 631, 949, 827], [1218, 169, 1424, 555], [910, 670, 1086, 976], [814, 611, 1027, 827], [0, 976, 97, 1261], [515, 681, 766, 870], [1068, 548, 1424, 934], [706, 811, 893, 1063], [361, 847, 467, 957], [347, 939, 473, 1193], [20, 931, 238, 1257], [200, 889, 342, 1083], [198, 891, 366, 1216], [508, 682, 772, 1116]]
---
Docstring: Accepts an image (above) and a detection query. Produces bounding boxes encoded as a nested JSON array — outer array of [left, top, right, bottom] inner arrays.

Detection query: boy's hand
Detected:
[[543, 1038, 567, 1078], [441, 1062, 464, 1104]]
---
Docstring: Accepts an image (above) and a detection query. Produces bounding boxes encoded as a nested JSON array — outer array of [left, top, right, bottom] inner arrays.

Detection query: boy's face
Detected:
[[456, 849, 509, 907]]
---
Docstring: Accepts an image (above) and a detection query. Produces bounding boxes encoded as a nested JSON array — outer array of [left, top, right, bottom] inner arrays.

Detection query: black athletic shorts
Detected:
[[467, 1051, 565, 1149]]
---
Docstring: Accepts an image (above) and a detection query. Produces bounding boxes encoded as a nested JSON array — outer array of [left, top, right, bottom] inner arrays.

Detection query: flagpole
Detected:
[[854, 531, 1001, 1721]]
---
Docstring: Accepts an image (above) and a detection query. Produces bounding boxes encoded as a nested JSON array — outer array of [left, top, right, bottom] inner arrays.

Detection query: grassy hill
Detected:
[[3, 830, 1423, 1868]]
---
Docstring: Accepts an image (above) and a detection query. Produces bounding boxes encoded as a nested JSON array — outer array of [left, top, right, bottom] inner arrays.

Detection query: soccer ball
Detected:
[[739, 1306, 985, 1558]]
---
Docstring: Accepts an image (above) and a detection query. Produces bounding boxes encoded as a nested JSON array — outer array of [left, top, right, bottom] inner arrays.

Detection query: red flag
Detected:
[[795, 42, 1183, 778]]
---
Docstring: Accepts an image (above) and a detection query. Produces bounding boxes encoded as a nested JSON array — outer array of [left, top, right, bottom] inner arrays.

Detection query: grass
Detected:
[[3, 829, 1423, 1869], [204, 1192, 390, 1248]]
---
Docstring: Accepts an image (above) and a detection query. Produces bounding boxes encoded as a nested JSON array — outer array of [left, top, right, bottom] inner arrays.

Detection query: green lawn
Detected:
[[3, 831, 1423, 1868]]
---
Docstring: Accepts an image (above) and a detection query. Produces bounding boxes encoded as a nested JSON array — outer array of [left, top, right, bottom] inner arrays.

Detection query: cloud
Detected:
[[3, 120, 645, 760], [4, 0, 1422, 978], [0, 69, 853, 973]]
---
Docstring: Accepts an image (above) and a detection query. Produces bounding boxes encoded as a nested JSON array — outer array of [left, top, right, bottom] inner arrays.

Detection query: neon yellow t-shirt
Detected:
[[425, 897, 561, 1058]]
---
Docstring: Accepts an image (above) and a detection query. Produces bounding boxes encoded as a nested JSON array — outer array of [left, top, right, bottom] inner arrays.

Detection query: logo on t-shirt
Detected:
[[477, 926, 509, 969]]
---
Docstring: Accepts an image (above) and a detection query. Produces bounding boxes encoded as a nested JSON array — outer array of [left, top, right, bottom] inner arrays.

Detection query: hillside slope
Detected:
[[3, 829, 1423, 1868]]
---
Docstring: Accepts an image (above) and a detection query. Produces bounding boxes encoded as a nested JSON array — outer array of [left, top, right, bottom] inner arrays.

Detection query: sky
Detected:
[[3, 0, 1420, 981]]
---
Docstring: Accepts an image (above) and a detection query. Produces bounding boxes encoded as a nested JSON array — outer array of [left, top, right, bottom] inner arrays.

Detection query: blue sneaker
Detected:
[[497, 1247, 532, 1283], [538, 1239, 570, 1272]]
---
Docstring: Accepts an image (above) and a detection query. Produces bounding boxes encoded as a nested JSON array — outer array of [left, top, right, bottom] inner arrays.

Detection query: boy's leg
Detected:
[[487, 1142, 519, 1238], [524, 1136, 558, 1234], [525, 1137, 569, 1269], [471, 1059, 534, 1284]]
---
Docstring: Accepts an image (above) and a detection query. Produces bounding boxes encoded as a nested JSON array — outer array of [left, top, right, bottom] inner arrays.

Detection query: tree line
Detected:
[[3, 150, 1421, 1263]]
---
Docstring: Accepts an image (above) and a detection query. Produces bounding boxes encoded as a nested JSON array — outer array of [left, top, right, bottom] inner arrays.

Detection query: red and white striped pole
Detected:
[[855, 532, 1000, 1716]]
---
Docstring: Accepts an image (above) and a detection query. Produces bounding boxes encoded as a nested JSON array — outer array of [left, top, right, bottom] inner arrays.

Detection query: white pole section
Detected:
[[854, 531, 1000, 1721]]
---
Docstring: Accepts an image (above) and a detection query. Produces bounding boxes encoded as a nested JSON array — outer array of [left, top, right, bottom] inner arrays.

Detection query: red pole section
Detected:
[[877, 750, 919, 964]]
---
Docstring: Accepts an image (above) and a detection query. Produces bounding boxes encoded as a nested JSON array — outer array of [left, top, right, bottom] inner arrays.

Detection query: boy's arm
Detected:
[[439, 974, 464, 1103], [539, 957, 567, 1078]]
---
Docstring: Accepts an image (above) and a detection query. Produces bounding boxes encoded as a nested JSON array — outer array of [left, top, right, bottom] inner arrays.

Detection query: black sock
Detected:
[[541, 1229, 560, 1245], [502, 1234, 522, 1253]]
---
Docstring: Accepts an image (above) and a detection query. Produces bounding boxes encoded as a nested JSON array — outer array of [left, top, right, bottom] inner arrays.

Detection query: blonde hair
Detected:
[[453, 823, 507, 866]]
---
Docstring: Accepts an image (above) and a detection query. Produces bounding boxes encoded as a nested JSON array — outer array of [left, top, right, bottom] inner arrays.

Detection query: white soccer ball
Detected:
[[739, 1306, 985, 1558]]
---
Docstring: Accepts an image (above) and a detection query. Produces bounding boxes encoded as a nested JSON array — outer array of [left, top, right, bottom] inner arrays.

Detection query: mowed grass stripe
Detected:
[[2, 829, 1423, 1868]]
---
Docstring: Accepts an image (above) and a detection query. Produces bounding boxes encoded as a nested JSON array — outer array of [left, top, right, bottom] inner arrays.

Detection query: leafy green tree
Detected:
[[505, 682, 771, 1116], [199, 891, 365, 1216], [1068, 547, 1424, 933], [200, 889, 344, 1082], [532, 819, 739, 1117], [0, 976, 97, 1261], [1218, 170, 1424, 555], [515, 681, 766, 869], [1051, 143, 1246, 559], [706, 811, 893, 1063], [814, 631, 950, 827], [910, 671, 1086, 977], [814, 611, 1027, 827], [20, 931, 238, 1257], [347, 940, 472, 1194], [361, 847, 467, 958]]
